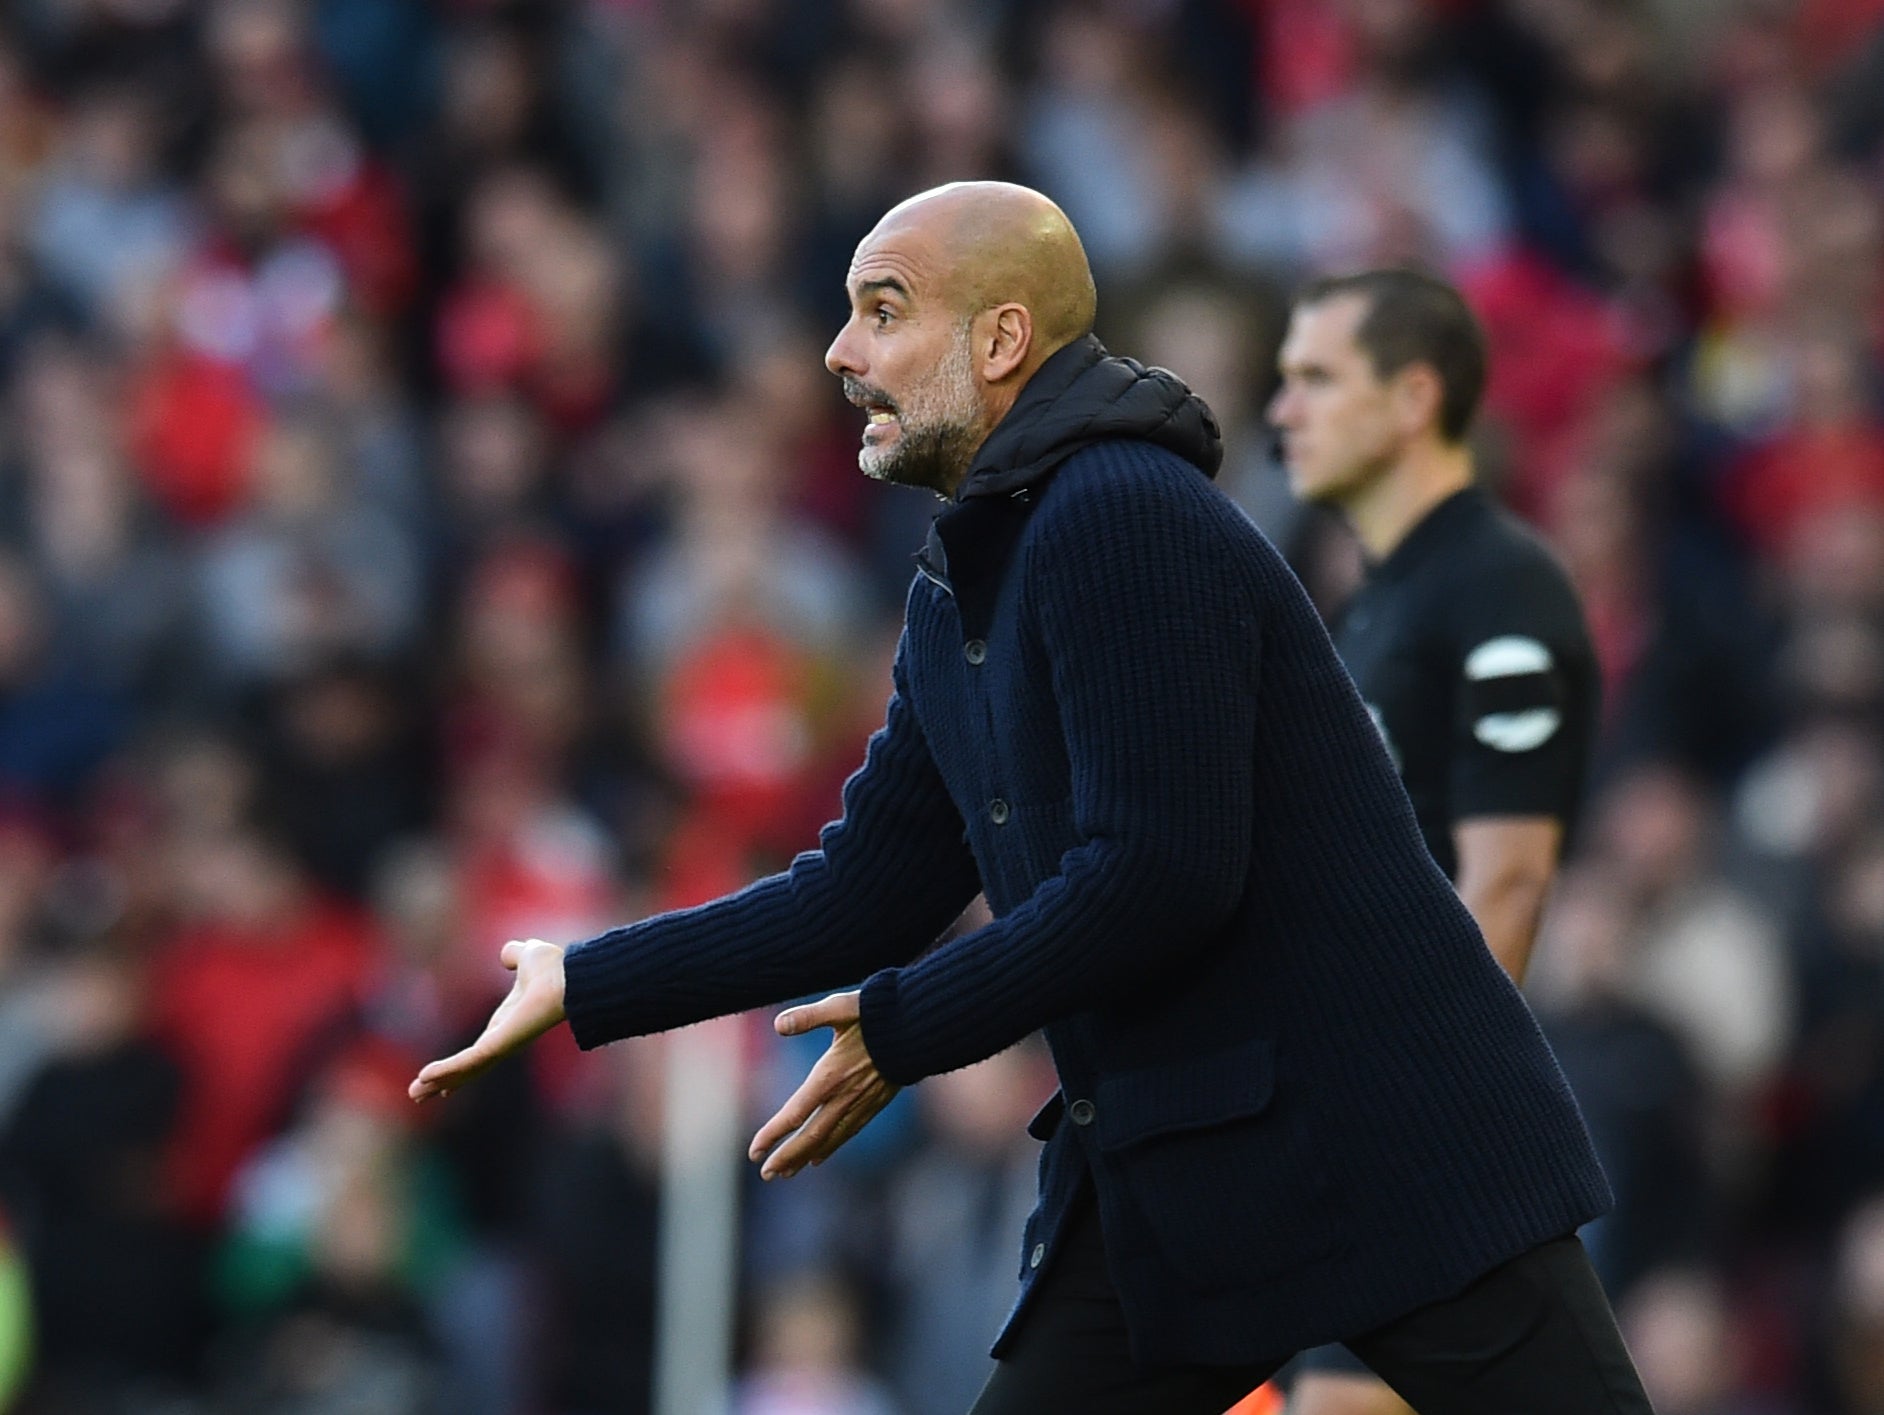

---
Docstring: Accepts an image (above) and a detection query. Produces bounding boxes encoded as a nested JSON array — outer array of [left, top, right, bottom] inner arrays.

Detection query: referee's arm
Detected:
[[1446, 562, 1593, 983], [1453, 817, 1562, 981]]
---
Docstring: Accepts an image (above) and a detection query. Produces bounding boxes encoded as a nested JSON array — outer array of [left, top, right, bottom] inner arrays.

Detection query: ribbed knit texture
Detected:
[[562, 346, 1609, 1368]]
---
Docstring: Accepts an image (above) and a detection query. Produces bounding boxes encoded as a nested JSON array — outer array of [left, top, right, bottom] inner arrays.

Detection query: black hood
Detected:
[[955, 335, 1223, 500], [914, 336, 1223, 633]]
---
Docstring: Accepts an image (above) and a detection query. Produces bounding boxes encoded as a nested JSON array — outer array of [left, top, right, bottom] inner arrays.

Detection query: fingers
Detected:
[[749, 1053, 840, 1163], [759, 1121, 830, 1180], [774, 989, 861, 1036], [757, 1087, 853, 1179], [755, 1074, 897, 1180], [408, 1043, 490, 1102], [794, 1101, 868, 1169], [409, 1010, 521, 1103], [749, 1032, 896, 1179]]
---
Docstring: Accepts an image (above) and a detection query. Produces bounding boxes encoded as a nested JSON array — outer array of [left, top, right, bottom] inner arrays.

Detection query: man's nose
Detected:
[[826, 321, 861, 378], [1265, 385, 1292, 427]]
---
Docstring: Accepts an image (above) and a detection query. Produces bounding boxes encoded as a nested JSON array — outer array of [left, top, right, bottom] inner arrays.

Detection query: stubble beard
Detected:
[[856, 329, 984, 497]]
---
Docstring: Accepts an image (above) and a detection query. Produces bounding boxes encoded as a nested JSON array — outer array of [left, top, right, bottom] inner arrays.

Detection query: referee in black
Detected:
[[1266, 269, 1603, 1415]]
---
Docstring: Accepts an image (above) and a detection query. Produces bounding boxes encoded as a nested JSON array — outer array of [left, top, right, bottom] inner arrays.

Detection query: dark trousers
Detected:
[[970, 1192, 1653, 1415]]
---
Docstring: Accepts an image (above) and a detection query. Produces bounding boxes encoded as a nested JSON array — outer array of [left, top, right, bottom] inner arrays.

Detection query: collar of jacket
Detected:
[[914, 335, 1222, 640]]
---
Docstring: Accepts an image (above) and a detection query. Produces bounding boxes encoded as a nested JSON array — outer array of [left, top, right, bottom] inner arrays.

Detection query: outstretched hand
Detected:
[[408, 939, 568, 1102], [748, 990, 899, 1181]]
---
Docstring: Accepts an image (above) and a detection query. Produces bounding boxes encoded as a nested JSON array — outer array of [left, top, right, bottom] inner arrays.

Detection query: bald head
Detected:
[[826, 182, 1099, 496], [866, 182, 1097, 366]]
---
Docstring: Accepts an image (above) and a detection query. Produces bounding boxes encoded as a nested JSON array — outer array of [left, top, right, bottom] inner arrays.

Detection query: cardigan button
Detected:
[[989, 798, 1010, 825], [1029, 1243, 1046, 1269], [964, 639, 987, 665], [1068, 1099, 1096, 1126]]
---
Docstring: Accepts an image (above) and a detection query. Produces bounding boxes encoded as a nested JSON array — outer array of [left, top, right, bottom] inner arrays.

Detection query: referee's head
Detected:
[[1269, 269, 1488, 508]]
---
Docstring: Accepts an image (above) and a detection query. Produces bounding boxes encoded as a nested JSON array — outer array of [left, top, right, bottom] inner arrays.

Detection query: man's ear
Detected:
[[1393, 361, 1445, 437], [978, 303, 1033, 383]]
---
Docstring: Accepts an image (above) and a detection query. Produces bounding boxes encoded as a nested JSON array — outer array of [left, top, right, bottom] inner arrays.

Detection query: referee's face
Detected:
[[1269, 295, 1404, 508]]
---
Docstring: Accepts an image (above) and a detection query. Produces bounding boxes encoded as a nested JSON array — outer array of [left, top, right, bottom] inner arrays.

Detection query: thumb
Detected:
[[774, 991, 858, 1036], [499, 938, 543, 971]]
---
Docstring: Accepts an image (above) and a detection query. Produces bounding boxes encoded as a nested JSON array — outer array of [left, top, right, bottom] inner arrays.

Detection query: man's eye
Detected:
[[875, 306, 893, 326]]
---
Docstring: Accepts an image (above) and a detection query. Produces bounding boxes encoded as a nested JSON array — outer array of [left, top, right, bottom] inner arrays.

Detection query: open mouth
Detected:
[[842, 380, 900, 446], [855, 397, 900, 442]]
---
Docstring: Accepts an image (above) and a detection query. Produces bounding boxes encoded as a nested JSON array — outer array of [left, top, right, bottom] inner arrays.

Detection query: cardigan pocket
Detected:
[[1095, 1039, 1351, 1289], [1093, 1038, 1276, 1148]]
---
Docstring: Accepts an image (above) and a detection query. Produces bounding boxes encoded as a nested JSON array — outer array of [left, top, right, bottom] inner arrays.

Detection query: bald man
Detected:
[[409, 184, 1648, 1414]]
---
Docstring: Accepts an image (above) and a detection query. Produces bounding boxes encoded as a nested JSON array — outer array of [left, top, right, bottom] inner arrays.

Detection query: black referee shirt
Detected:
[[1333, 487, 1599, 881]]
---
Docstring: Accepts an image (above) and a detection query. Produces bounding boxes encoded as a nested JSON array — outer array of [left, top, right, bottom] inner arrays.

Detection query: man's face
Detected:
[[1268, 295, 1403, 507], [825, 227, 987, 496]]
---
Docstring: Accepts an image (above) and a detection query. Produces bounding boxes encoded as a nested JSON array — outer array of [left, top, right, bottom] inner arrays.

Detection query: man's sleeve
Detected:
[[858, 462, 1263, 1084], [561, 636, 982, 1050], [1446, 558, 1596, 823]]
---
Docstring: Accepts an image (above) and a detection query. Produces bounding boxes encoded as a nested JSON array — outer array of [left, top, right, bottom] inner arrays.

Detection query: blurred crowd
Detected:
[[0, 0, 1880, 1412]]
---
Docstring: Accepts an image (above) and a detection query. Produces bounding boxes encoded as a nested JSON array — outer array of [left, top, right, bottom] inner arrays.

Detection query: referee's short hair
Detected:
[[1295, 270, 1488, 444]]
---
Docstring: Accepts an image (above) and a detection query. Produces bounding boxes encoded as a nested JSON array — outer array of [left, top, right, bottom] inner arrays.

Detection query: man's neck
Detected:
[[941, 359, 1045, 498], [1343, 441, 1476, 561]]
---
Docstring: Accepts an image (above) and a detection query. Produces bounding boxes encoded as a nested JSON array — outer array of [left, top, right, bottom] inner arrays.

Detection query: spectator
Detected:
[[146, 822, 378, 1229], [1823, 1196, 1884, 1414], [197, 408, 422, 692], [733, 1269, 901, 1415], [529, 1039, 664, 1415], [1586, 763, 1793, 1101], [0, 551, 128, 809], [1529, 865, 1713, 1298], [883, 1041, 1055, 1415], [213, 1036, 460, 1415], [255, 656, 432, 902], [0, 937, 207, 1405], [1617, 1268, 1776, 1415], [28, 80, 192, 320]]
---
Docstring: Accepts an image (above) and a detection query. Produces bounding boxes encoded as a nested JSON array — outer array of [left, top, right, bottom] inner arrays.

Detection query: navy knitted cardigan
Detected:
[[563, 337, 1609, 1367]]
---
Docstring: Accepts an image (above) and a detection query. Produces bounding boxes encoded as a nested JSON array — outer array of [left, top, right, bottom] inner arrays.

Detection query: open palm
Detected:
[[408, 938, 568, 1102]]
